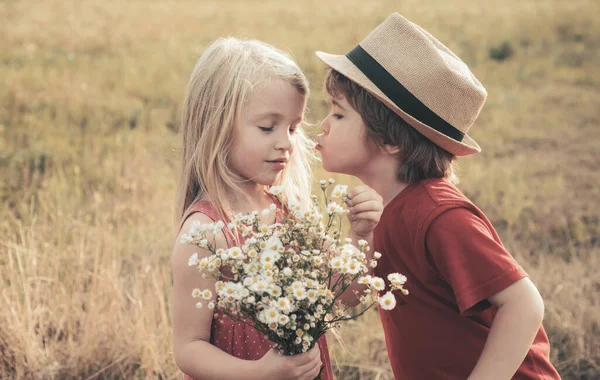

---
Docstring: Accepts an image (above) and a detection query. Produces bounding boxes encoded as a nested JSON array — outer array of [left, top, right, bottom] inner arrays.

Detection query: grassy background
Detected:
[[1, 0, 599, 378]]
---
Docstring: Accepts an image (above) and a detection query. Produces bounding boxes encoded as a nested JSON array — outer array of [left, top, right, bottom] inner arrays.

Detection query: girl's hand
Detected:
[[346, 185, 383, 239], [258, 345, 322, 380]]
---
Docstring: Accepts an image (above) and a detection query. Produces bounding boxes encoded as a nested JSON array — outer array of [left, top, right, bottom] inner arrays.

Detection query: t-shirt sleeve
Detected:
[[424, 207, 527, 316]]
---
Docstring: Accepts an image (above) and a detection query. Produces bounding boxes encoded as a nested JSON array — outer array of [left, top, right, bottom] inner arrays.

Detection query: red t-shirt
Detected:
[[373, 178, 560, 379]]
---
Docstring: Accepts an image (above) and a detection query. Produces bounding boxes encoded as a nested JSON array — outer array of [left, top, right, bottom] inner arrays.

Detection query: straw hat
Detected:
[[316, 13, 487, 156]]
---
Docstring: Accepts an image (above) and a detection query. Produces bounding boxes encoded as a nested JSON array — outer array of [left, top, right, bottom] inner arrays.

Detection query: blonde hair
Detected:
[[177, 37, 315, 222]]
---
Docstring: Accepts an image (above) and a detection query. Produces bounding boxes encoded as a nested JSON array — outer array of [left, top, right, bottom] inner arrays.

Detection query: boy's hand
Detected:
[[346, 185, 383, 239]]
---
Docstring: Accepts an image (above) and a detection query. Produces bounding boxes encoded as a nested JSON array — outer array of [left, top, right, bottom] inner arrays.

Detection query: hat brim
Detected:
[[316, 51, 481, 156]]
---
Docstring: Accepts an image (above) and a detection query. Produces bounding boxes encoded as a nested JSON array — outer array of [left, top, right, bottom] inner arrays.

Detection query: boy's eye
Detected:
[[258, 126, 274, 132], [332, 114, 343, 120]]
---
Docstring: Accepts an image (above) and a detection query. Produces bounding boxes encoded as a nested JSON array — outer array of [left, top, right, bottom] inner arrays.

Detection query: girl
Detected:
[[171, 38, 334, 380]]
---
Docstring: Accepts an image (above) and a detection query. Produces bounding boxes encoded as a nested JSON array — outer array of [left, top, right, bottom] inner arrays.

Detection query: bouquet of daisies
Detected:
[[182, 179, 408, 358]]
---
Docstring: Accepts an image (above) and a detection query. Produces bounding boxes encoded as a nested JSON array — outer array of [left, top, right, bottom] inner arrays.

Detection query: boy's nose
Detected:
[[319, 118, 329, 134]]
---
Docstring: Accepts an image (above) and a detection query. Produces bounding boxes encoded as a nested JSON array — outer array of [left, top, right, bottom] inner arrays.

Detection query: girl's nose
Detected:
[[275, 131, 293, 151]]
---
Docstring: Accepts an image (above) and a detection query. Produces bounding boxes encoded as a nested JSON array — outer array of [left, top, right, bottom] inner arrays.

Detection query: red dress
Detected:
[[180, 200, 334, 380]]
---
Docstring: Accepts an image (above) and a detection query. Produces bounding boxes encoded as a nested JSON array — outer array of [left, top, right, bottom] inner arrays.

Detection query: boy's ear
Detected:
[[382, 144, 400, 155]]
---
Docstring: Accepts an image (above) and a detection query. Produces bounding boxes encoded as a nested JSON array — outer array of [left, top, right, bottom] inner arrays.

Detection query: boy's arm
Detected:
[[467, 277, 545, 380], [424, 207, 541, 379], [336, 186, 383, 306]]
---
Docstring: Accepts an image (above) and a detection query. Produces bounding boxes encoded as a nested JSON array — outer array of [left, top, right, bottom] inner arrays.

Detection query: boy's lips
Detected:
[[315, 137, 323, 150]]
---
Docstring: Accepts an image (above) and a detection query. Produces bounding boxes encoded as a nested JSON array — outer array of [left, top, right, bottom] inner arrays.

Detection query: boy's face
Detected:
[[316, 93, 380, 176]]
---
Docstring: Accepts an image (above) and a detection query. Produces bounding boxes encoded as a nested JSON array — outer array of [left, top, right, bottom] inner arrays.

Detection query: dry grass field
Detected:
[[1, 0, 599, 379]]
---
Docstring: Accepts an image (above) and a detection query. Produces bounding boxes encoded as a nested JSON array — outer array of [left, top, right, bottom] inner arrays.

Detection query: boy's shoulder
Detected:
[[419, 177, 470, 205], [387, 178, 472, 215], [380, 178, 479, 238]]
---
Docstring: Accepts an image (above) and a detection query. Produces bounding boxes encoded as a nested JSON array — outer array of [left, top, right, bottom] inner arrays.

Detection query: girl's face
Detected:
[[230, 79, 305, 188], [316, 93, 380, 176]]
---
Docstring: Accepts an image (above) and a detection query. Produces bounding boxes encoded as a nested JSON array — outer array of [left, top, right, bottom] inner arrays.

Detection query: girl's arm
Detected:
[[467, 277, 545, 380], [172, 213, 322, 380]]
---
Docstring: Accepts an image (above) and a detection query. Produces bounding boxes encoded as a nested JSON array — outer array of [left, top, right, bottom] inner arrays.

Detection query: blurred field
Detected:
[[1, 0, 599, 378]]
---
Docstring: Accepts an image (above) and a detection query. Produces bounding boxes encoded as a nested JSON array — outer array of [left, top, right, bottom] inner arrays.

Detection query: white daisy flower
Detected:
[[264, 307, 280, 323], [347, 261, 362, 275], [331, 184, 348, 199], [228, 247, 243, 259], [247, 249, 258, 259], [378, 292, 396, 310], [278, 314, 290, 325], [293, 288, 307, 301], [326, 202, 345, 215], [243, 277, 254, 287], [369, 277, 385, 291], [276, 297, 292, 312], [307, 289, 319, 304], [268, 186, 284, 196], [195, 302, 203, 309], [250, 280, 269, 293], [188, 253, 198, 266], [269, 286, 282, 298], [330, 257, 343, 269], [191, 288, 202, 298], [388, 273, 407, 286]]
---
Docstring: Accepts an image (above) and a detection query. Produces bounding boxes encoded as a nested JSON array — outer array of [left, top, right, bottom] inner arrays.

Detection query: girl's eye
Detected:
[[289, 126, 299, 134], [258, 126, 274, 132], [332, 113, 343, 120]]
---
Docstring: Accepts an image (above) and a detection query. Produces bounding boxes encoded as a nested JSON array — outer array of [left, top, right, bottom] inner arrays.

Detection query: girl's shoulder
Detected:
[[178, 200, 237, 248], [179, 200, 221, 232]]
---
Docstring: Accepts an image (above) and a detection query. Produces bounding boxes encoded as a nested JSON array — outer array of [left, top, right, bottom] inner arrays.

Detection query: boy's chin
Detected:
[[321, 160, 351, 176]]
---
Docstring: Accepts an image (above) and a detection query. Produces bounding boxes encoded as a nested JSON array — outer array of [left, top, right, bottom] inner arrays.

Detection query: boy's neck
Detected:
[[357, 165, 408, 207], [355, 152, 408, 207], [367, 176, 408, 207]]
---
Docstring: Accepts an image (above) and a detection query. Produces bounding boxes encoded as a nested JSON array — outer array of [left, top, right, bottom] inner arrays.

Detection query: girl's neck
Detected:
[[227, 183, 274, 215]]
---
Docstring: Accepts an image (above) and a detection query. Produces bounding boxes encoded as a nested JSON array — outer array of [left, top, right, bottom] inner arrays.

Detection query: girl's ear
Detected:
[[382, 144, 400, 155]]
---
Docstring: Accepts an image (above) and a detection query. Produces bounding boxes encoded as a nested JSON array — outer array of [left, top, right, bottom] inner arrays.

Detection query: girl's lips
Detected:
[[266, 161, 286, 170]]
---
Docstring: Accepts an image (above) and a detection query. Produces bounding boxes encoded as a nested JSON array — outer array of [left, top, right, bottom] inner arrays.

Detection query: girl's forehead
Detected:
[[242, 80, 305, 119]]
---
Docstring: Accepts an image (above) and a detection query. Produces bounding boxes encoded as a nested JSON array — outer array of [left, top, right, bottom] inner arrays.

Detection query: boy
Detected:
[[315, 13, 561, 380]]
